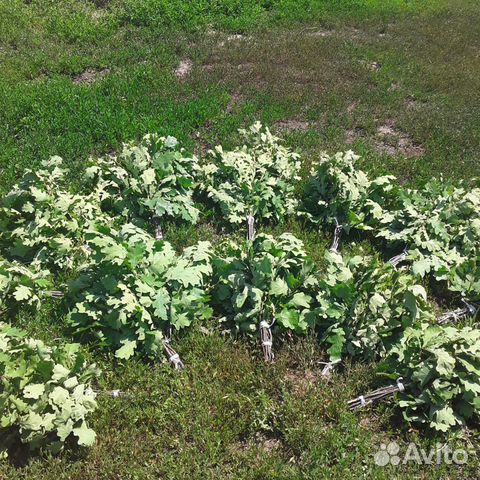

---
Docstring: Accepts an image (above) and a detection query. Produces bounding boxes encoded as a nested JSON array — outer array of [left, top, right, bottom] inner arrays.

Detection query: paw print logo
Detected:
[[374, 442, 401, 466]]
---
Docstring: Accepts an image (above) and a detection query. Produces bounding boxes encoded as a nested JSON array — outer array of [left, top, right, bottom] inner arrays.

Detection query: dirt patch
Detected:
[[375, 121, 424, 157], [191, 130, 211, 158], [226, 91, 244, 113], [364, 61, 381, 72], [377, 124, 396, 136], [346, 122, 424, 157], [359, 417, 373, 429], [230, 432, 282, 458], [388, 81, 400, 92], [347, 26, 365, 38], [274, 119, 311, 132], [284, 369, 317, 396], [175, 59, 193, 80], [304, 27, 333, 38], [73, 67, 110, 85], [236, 62, 255, 72], [347, 101, 358, 114], [217, 34, 248, 48], [91, 9, 107, 20], [374, 138, 424, 157], [406, 99, 419, 110], [301, 25, 375, 41], [227, 34, 246, 41], [303, 26, 364, 40], [405, 96, 426, 110], [258, 434, 281, 452], [346, 126, 366, 143], [203, 62, 253, 72]]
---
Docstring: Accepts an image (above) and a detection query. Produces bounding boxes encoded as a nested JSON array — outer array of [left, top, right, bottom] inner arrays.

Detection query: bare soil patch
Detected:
[[274, 119, 311, 132], [73, 67, 110, 85], [347, 101, 358, 114], [284, 368, 317, 396], [362, 60, 381, 72], [175, 58, 193, 79], [375, 120, 424, 157], [258, 434, 282, 452], [303, 26, 370, 41], [346, 121, 424, 157], [225, 91, 244, 113], [346, 126, 366, 143], [304, 27, 333, 38]]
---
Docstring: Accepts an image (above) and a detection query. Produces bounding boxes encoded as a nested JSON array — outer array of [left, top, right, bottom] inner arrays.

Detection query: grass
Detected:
[[1, 0, 480, 477]]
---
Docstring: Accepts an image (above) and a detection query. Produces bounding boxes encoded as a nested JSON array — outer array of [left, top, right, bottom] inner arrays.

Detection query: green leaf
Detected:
[[289, 292, 311, 308], [115, 340, 137, 359], [57, 422, 74, 442], [13, 285, 32, 301], [412, 257, 431, 277], [141, 168, 156, 186], [403, 291, 419, 319], [73, 424, 96, 447], [277, 309, 299, 330], [434, 350, 456, 376], [234, 286, 248, 309], [166, 264, 201, 287], [152, 290, 169, 320], [49, 386, 70, 405], [369, 292, 385, 312], [410, 284, 427, 301], [21, 412, 43, 431], [64, 376, 79, 390], [326, 328, 345, 361], [23, 383, 45, 400], [101, 244, 128, 265], [269, 278, 288, 296], [256, 257, 272, 276], [431, 405, 457, 431]]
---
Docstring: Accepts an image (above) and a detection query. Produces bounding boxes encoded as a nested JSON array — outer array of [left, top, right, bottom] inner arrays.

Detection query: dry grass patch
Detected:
[[283, 368, 318, 396], [175, 58, 193, 80], [274, 119, 311, 132], [375, 120, 424, 157], [73, 67, 110, 85]]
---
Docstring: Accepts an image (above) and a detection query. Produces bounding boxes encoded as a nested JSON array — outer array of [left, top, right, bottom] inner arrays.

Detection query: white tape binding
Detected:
[[247, 215, 255, 241], [169, 353, 180, 363], [396, 378, 405, 392]]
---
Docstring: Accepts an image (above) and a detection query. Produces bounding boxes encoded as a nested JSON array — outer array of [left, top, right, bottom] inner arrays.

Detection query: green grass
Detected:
[[1, 0, 480, 477]]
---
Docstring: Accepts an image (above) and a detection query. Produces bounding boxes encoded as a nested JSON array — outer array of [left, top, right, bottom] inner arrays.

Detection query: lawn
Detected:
[[1, 0, 479, 478]]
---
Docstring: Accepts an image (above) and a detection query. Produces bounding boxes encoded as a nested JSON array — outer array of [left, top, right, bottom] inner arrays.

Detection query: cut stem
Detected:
[[348, 378, 406, 410], [163, 341, 184, 370], [260, 320, 274, 362], [153, 215, 163, 240], [44, 290, 64, 299], [437, 301, 479, 325], [320, 359, 341, 378], [85, 387, 127, 398], [329, 220, 342, 253], [247, 214, 255, 241], [388, 247, 408, 268]]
